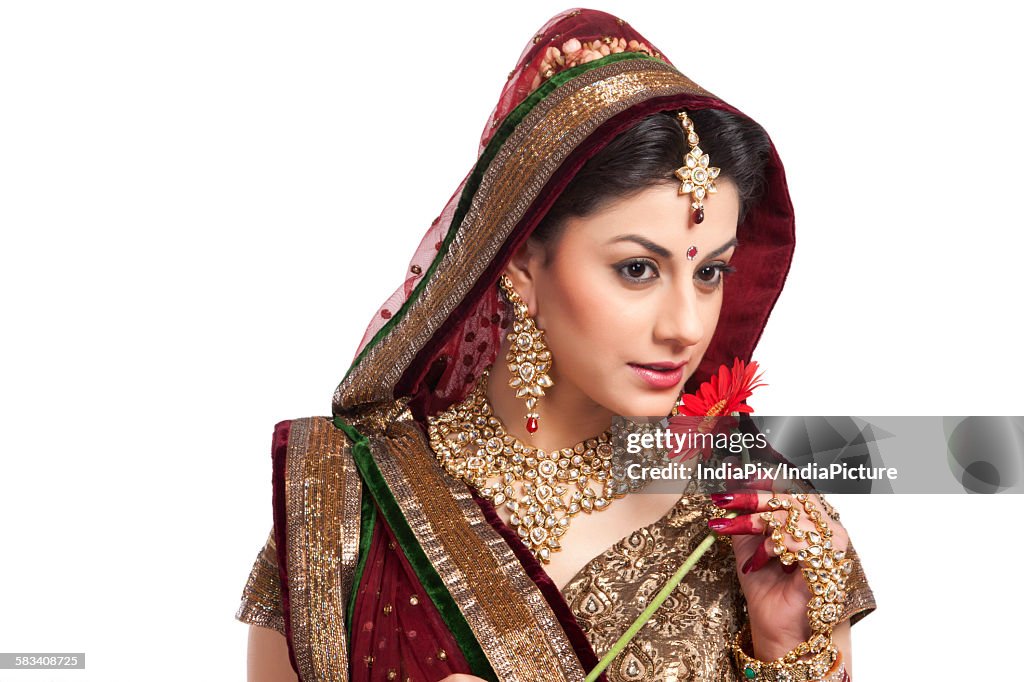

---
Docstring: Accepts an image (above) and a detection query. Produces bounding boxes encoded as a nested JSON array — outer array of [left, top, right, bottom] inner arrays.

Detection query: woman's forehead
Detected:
[[558, 182, 740, 246]]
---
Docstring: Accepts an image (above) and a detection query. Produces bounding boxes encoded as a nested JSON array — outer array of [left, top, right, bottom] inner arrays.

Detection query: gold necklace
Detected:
[[426, 366, 622, 564]]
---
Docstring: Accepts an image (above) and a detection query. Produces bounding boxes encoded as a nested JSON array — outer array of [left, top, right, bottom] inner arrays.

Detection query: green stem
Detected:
[[584, 510, 738, 681], [587, 412, 751, 681]]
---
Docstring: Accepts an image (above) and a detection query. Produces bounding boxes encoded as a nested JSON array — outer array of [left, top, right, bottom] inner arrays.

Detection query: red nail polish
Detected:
[[712, 492, 759, 512], [741, 555, 754, 574], [708, 518, 733, 532]]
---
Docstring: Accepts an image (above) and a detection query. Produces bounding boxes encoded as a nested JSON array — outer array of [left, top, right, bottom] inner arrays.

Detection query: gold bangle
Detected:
[[730, 620, 838, 681]]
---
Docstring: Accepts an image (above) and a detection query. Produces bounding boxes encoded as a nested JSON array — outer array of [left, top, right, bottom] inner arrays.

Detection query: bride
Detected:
[[238, 8, 875, 681]]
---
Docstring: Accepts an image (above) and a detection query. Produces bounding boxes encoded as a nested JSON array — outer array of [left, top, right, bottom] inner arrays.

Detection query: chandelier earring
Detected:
[[497, 273, 553, 434]]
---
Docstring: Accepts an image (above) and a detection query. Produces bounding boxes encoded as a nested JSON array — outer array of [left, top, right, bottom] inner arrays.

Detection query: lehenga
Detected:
[[235, 9, 876, 681]]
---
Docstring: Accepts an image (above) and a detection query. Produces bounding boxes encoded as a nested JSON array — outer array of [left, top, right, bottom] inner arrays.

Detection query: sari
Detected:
[[235, 9, 877, 681]]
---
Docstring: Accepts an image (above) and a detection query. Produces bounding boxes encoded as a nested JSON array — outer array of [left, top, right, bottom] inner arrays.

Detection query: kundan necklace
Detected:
[[426, 365, 622, 564]]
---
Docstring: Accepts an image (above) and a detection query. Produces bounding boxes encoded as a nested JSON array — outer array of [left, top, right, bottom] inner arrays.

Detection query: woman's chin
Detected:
[[632, 386, 684, 416], [606, 393, 679, 418], [587, 373, 683, 418]]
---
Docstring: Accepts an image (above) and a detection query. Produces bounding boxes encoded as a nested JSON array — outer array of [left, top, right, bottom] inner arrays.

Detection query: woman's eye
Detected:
[[695, 262, 737, 289], [618, 259, 659, 282]]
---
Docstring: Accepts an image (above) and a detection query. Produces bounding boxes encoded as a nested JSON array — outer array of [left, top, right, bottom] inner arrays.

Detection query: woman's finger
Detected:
[[709, 491, 760, 512], [707, 513, 760, 535], [710, 489, 846, 573], [707, 509, 797, 539], [713, 490, 831, 517]]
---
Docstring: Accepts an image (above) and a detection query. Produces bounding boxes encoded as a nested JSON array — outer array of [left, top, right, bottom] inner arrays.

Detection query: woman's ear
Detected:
[[502, 237, 545, 317]]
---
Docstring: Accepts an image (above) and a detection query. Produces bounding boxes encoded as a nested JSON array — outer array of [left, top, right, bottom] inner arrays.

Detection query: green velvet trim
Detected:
[[339, 51, 666, 388], [333, 417, 498, 681], [344, 479, 375, 635]]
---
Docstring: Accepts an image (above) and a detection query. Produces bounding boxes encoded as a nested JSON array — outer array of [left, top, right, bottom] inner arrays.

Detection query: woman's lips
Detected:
[[628, 362, 686, 389]]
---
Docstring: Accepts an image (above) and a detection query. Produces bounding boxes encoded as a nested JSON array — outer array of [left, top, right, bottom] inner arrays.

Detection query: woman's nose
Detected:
[[654, 279, 704, 347]]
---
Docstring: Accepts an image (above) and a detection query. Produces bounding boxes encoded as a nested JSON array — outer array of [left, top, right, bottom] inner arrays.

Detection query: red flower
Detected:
[[676, 358, 766, 417]]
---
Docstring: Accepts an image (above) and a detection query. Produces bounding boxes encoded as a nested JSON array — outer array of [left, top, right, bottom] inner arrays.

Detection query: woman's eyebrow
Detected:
[[705, 237, 739, 259], [606, 235, 739, 260], [607, 234, 672, 258]]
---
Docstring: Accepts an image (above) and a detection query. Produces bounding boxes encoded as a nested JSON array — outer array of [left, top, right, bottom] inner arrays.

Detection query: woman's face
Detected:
[[505, 179, 739, 418]]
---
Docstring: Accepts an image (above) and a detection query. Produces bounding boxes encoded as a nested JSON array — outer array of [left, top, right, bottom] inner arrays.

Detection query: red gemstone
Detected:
[[694, 207, 705, 224], [686, 245, 698, 260], [526, 416, 538, 433]]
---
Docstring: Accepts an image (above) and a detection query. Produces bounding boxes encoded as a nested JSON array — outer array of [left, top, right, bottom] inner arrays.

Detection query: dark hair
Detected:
[[529, 109, 772, 259]]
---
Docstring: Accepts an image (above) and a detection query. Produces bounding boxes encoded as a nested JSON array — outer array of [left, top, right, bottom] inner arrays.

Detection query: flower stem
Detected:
[[584, 510, 738, 681]]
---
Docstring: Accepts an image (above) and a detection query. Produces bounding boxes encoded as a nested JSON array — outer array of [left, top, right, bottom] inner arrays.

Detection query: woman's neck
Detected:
[[485, 351, 615, 452]]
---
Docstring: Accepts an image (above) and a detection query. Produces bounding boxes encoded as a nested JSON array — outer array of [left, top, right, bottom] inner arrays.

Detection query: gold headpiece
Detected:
[[674, 111, 720, 224]]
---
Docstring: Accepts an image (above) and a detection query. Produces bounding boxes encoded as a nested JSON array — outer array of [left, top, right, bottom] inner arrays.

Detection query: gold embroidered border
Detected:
[[837, 542, 876, 626], [372, 416, 588, 682], [335, 58, 709, 410], [284, 417, 363, 681], [235, 528, 286, 635]]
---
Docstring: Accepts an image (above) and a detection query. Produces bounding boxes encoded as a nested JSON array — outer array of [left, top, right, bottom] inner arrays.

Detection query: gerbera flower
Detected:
[[661, 359, 765, 462], [675, 358, 766, 417]]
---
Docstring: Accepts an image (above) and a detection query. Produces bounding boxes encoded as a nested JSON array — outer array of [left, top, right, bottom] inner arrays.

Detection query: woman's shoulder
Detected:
[[262, 417, 364, 521], [269, 397, 417, 476]]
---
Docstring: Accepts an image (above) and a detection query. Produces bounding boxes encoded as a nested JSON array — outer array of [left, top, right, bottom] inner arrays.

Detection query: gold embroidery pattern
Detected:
[[235, 529, 286, 635], [283, 417, 363, 681], [835, 543, 875, 627], [374, 413, 589, 682], [560, 497, 877, 681], [333, 57, 710, 411], [560, 496, 741, 681]]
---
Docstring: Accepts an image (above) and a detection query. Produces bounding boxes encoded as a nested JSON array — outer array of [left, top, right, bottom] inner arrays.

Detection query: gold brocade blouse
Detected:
[[556, 495, 875, 681], [237, 491, 875, 682]]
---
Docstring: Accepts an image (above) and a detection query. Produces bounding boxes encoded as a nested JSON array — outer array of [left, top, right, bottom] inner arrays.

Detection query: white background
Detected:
[[1, 1, 1021, 680]]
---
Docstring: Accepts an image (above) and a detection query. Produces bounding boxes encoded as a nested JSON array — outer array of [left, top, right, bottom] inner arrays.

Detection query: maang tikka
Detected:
[[498, 274, 553, 433], [674, 111, 720, 225]]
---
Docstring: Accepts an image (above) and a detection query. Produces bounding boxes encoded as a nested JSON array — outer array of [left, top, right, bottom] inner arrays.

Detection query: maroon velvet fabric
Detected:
[[348, 507, 471, 681], [269, 419, 299, 676]]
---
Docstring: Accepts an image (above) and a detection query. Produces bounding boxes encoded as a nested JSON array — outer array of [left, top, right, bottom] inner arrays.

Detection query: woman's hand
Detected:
[[436, 676, 489, 682], [706, 481, 849, 661]]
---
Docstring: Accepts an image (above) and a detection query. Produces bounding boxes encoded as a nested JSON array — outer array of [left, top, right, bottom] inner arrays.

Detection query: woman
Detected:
[[236, 8, 876, 681]]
